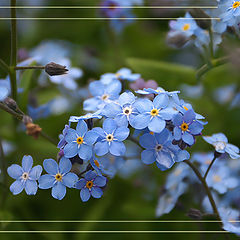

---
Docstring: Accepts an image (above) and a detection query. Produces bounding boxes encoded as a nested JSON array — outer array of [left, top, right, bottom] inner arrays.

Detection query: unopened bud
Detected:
[[45, 62, 68, 76], [25, 123, 42, 139], [166, 31, 190, 49], [4, 97, 18, 111], [22, 115, 33, 125], [187, 208, 203, 220]]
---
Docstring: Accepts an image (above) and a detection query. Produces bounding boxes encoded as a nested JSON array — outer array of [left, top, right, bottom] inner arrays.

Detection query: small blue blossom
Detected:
[[63, 120, 99, 160], [173, 110, 204, 146], [139, 129, 190, 170], [131, 94, 176, 133], [38, 157, 78, 200], [203, 133, 240, 159], [100, 68, 140, 84], [102, 92, 137, 127], [28, 102, 51, 120], [83, 80, 122, 111], [7, 155, 42, 195], [75, 170, 107, 202], [93, 118, 130, 156], [58, 125, 70, 149], [69, 111, 102, 123]]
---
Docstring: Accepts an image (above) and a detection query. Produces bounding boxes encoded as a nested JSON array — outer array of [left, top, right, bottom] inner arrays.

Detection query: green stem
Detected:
[[184, 160, 221, 222], [204, 156, 217, 180], [15, 66, 45, 70], [0, 59, 10, 74], [9, 0, 17, 101], [196, 56, 230, 80]]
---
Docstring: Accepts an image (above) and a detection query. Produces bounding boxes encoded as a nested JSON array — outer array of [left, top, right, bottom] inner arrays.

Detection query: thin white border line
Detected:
[[0, 231, 229, 233], [0, 18, 220, 20], [0, 6, 218, 9]]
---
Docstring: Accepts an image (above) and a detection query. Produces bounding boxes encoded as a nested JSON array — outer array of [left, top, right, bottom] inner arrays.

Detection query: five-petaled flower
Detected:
[[7, 155, 42, 195]]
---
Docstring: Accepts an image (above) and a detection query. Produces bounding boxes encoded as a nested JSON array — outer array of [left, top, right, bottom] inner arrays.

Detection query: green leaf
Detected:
[[126, 58, 196, 89]]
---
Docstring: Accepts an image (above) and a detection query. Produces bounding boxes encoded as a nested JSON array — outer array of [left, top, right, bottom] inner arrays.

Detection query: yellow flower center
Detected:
[[115, 73, 121, 78], [149, 131, 154, 135], [106, 134, 114, 142], [181, 122, 189, 131], [101, 94, 109, 101], [55, 173, 63, 182], [94, 160, 100, 168], [150, 109, 159, 117], [86, 180, 93, 189], [213, 175, 221, 183], [182, 23, 190, 31], [76, 137, 84, 145], [21, 172, 29, 180], [183, 106, 189, 111], [233, 1, 240, 8]]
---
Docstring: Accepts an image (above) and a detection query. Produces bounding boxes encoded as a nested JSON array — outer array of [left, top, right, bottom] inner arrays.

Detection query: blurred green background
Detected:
[[0, 0, 239, 239]]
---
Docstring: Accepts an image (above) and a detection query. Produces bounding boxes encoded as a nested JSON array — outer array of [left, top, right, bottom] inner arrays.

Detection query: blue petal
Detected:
[[102, 102, 122, 118], [92, 127, 105, 138], [78, 144, 93, 160], [94, 141, 109, 156], [176, 150, 190, 162], [76, 120, 88, 136], [59, 157, 72, 174], [43, 159, 58, 175], [103, 118, 117, 134], [155, 129, 170, 145], [93, 176, 107, 187], [22, 155, 33, 172], [148, 117, 166, 133], [65, 128, 78, 143], [89, 81, 104, 97], [118, 92, 135, 106], [51, 182, 66, 200], [183, 110, 196, 123], [64, 142, 78, 158], [109, 141, 126, 156], [173, 127, 182, 141], [38, 174, 55, 189], [173, 113, 183, 126], [156, 151, 175, 169], [114, 127, 129, 141], [182, 132, 194, 145], [84, 130, 99, 145], [7, 164, 23, 179], [62, 172, 78, 188], [80, 188, 91, 202], [0, 86, 9, 101], [139, 133, 156, 149], [91, 187, 103, 199], [158, 108, 176, 120], [85, 170, 97, 181], [189, 121, 203, 135], [10, 180, 25, 195], [75, 179, 86, 189], [133, 99, 152, 113], [29, 165, 42, 180], [141, 150, 156, 164], [153, 94, 169, 109], [106, 80, 122, 96], [114, 114, 128, 127], [131, 114, 151, 129], [25, 180, 38, 195]]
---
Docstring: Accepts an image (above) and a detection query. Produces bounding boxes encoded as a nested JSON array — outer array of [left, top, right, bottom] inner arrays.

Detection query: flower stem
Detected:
[[0, 59, 10, 74], [10, 0, 17, 101], [184, 160, 221, 222], [15, 66, 45, 70], [204, 156, 217, 180]]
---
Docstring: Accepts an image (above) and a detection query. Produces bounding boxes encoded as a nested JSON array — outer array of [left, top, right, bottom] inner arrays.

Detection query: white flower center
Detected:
[[155, 144, 163, 152], [213, 141, 226, 151], [106, 134, 114, 142], [21, 172, 29, 180], [123, 106, 132, 116]]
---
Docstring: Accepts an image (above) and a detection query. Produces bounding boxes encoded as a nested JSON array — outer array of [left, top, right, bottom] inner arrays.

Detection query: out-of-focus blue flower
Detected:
[[39, 157, 78, 200], [213, 84, 236, 104], [83, 80, 122, 111], [58, 125, 70, 149], [75, 170, 107, 202], [191, 152, 215, 173], [69, 111, 102, 123], [28, 102, 51, 120], [231, 92, 240, 108], [7, 155, 42, 195], [156, 182, 188, 217], [0, 85, 9, 101], [219, 207, 240, 234], [102, 92, 137, 127], [93, 118, 129, 156], [203, 133, 240, 159], [169, 12, 198, 38], [131, 94, 175, 133], [180, 84, 204, 99], [139, 129, 190, 170], [63, 120, 99, 160], [173, 110, 204, 146], [101, 68, 140, 85], [136, 87, 180, 104]]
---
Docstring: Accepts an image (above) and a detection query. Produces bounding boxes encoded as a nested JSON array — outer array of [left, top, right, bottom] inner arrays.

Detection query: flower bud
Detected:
[[4, 97, 18, 111], [187, 208, 203, 220], [45, 62, 68, 76], [166, 31, 190, 49], [25, 123, 42, 139]]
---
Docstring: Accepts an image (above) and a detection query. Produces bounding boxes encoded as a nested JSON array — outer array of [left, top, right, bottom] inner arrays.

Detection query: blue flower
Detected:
[[38, 157, 78, 200], [93, 118, 130, 156], [7, 155, 42, 195], [0, 86, 9, 101], [28, 102, 51, 120], [75, 170, 107, 202], [173, 110, 204, 146], [219, 0, 240, 25], [63, 120, 99, 161], [139, 129, 190, 170], [69, 111, 102, 123], [100, 68, 140, 84], [58, 125, 70, 149], [83, 80, 122, 111], [131, 94, 175, 133], [102, 92, 137, 127], [203, 133, 240, 159]]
